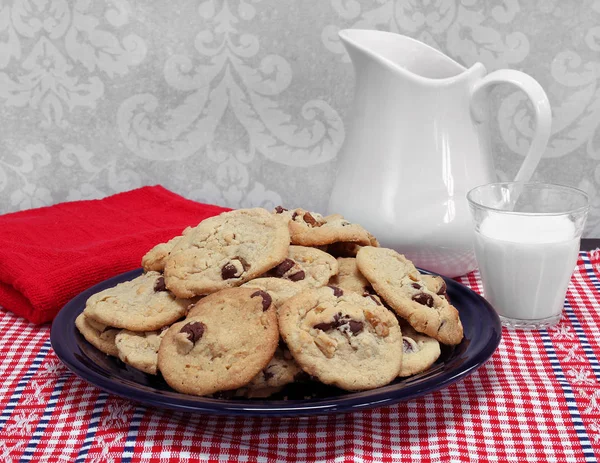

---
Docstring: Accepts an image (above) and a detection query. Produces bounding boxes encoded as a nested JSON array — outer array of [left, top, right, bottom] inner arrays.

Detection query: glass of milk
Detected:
[[467, 182, 588, 330]]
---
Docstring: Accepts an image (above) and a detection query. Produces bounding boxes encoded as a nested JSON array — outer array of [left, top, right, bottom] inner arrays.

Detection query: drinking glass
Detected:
[[467, 182, 588, 330]]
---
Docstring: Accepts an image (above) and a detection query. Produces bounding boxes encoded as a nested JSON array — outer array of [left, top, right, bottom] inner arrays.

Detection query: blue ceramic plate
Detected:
[[51, 268, 501, 417]]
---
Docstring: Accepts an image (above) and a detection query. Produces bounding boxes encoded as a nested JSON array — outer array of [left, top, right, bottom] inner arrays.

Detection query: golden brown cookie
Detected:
[[141, 227, 193, 272], [241, 277, 303, 310], [328, 257, 371, 295], [278, 286, 403, 391], [75, 313, 120, 357], [234, 345, 303, 398], [356, 247, 463, 345], [158, 287, 279, 396], [115, 329, 167, 375], [273, 206, 372, 247], [164, 208, 290, 298], [83, 271, 190, 332], [261, 245, 338, 288], [398, 322, 441, 377], [421, 274, 450, 301]]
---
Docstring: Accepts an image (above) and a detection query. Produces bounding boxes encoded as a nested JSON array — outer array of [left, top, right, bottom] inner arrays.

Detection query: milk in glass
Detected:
[[474, 214, 579, 321]]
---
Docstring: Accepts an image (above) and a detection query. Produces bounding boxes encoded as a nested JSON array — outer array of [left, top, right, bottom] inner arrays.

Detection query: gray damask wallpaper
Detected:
[[1, 0, 599, 235]]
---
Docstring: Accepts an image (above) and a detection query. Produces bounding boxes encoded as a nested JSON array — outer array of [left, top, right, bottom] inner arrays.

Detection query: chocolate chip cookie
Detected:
[[260, 245, 338, 288], [398, 322, 441, 377], [422, 274, 450, 302], [75, 313, 120, 357], [328, 257, 371, 295], [141, 227, 192, 272], [115, 329, 167, 375], [158, 287, 279, 396], [356, 247, 463, 345], [327, 257, 384, 307], [164, 208, 290, 298], [241, 277, 303, 310], [273, 206, 372, 247], [83, 271, 190, 331], [278, 286, 403, 391], [235, 345, 303, 398]]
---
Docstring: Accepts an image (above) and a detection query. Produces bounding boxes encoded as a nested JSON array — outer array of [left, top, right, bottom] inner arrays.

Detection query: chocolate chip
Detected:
[[154, 276, 167, 292], [340, 221, 351, 227], [180, 321, 206, 344], [348, 320, 364, 335], [303, 212, 322, 227], [288, 270, 305, 282], [314, 321, 336, 331], [221, 263, 238, 279], [221, 257, 249, 280], [327, 285, 344, 297], [251, 290, 272, 311], [272, 259, 295, 277], [437, 281, 447, 296], [412, 293, 434, 307], [274, 206, 287, 213], [291, 212, 299, 220], [263, 369, 275, 381], [411, 283, 421, 290], [403, 338, 415, 353], [314, 311, 363, 336]]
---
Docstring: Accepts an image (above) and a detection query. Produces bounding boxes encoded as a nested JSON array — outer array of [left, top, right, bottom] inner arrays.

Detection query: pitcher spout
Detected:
[[339, 29, 476, 83]]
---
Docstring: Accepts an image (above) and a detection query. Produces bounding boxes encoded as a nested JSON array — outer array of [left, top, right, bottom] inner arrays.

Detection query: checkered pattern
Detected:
[[1, 253, 599, 463]]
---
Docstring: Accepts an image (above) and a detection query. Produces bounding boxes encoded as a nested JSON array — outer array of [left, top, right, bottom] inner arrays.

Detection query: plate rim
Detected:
[[51, 268, 501, 417]]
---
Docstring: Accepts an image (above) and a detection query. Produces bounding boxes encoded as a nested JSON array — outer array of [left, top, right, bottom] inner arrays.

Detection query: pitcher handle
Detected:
[[471, 69, 551, 182]]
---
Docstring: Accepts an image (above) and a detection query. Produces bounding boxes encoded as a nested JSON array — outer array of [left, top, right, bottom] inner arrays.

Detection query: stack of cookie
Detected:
[[76, 206, 463, 398]]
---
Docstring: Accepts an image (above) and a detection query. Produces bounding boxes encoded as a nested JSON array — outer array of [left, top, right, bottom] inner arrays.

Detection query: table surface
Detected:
[[581, 238, 600, 251], [1, 249, 599, 462]]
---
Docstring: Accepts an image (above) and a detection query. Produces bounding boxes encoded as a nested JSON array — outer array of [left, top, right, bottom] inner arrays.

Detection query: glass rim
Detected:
[[466, 181, 589, 216]]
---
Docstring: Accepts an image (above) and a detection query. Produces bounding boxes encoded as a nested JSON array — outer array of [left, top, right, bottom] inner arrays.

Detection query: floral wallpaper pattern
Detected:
[[1, 0, 599, 236]]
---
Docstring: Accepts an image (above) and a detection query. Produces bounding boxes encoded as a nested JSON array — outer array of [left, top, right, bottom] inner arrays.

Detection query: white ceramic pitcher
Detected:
[[328, 29, 552, 277]]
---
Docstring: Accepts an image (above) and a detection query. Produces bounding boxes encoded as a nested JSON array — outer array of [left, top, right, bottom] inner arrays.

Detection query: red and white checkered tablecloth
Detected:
[[1, 252, 599, 463]]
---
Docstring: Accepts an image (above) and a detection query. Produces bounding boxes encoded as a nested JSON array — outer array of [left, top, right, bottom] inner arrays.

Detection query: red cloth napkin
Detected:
[[0, 186, 229, 324]]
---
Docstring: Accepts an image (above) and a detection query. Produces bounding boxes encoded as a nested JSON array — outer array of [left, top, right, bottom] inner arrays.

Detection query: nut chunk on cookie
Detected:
[[356, 247, 463, 345], [83, 271, 191, 332], [158, 287, 279, 396], [164, 208, 290, 298], [278, 286, 403, 391]]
